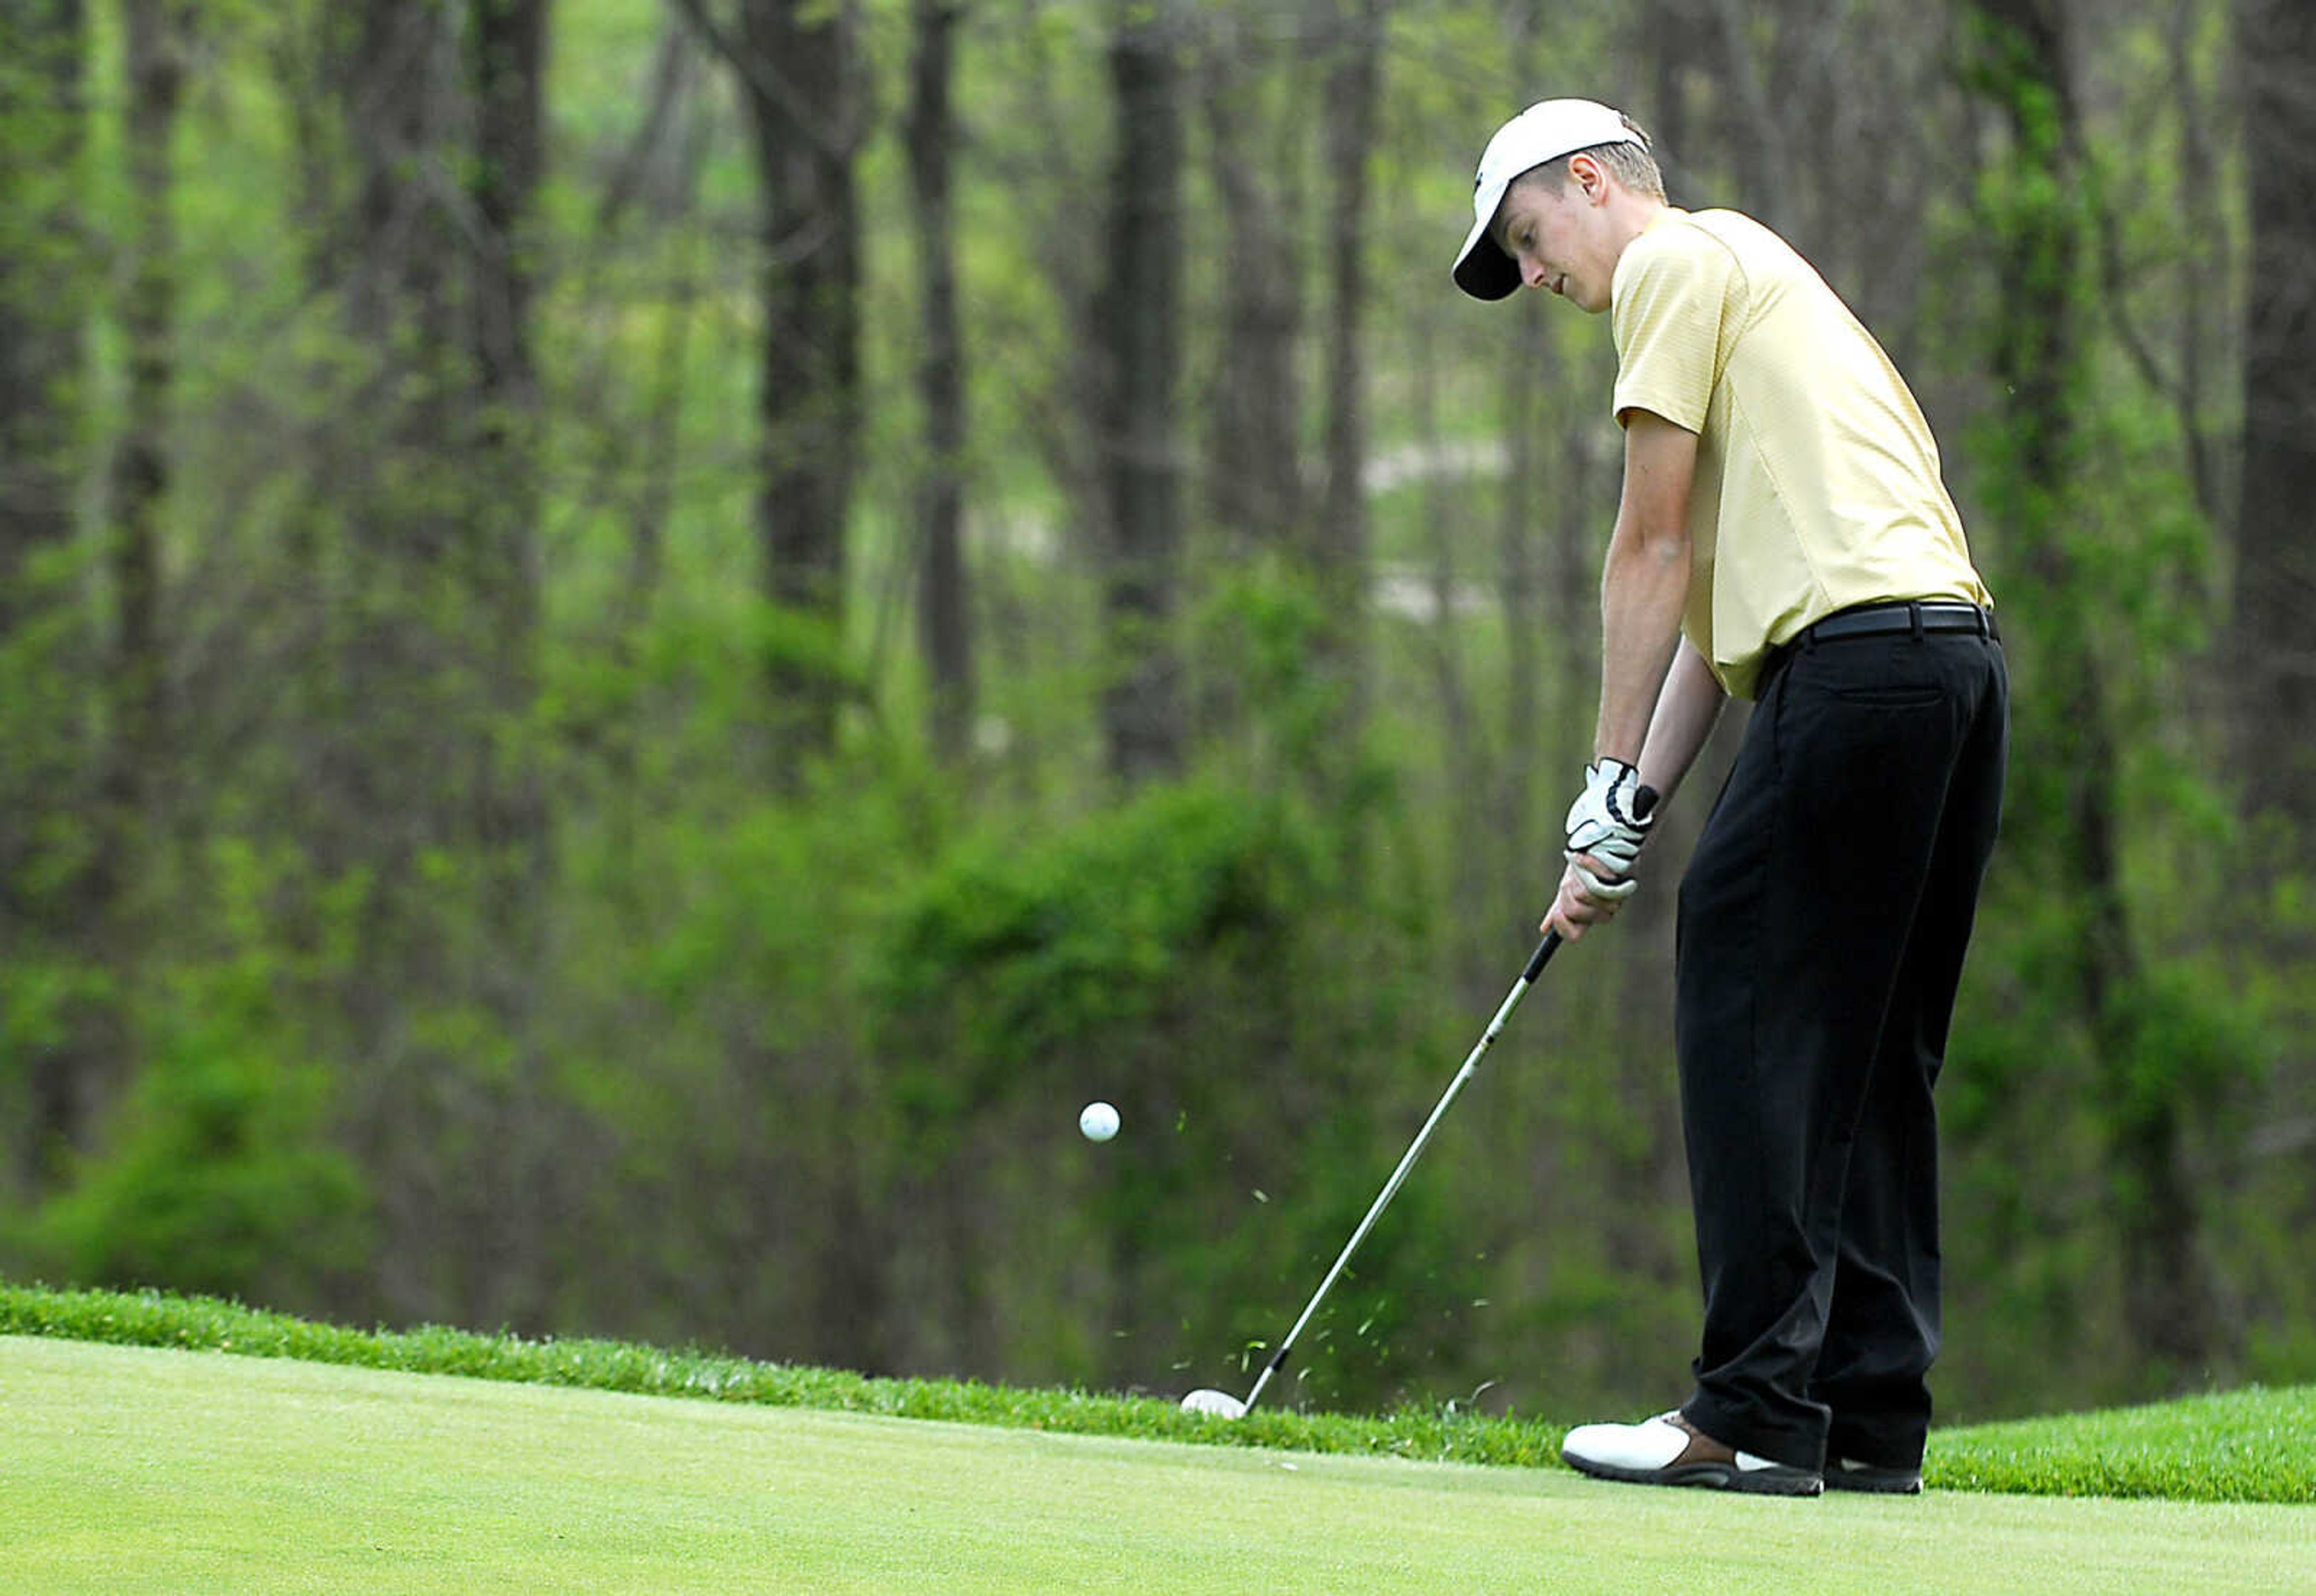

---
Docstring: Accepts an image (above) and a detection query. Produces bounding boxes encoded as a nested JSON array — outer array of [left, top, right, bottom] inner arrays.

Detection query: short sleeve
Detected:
[[1610, 224, 1744, 433]]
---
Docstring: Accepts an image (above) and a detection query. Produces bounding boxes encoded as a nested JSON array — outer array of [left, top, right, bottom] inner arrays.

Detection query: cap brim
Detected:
[[1452, 174, 1520, 301]]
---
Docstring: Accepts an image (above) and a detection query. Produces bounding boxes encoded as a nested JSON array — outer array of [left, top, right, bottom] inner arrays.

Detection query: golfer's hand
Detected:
[[1563, 759, 1655, 875], [1542, 853, 1636, 943]]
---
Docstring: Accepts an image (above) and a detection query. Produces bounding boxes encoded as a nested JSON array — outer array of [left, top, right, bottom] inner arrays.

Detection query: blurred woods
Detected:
[[1, 0, 2311, 1421]]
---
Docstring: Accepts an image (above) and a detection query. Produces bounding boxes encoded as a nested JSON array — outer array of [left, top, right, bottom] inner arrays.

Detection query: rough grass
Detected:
[[2, 1280, 2309, 1503]]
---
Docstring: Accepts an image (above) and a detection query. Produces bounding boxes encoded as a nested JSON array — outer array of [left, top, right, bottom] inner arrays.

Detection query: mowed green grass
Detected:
[[10, 1281, 2312, 1501], [4, 1336, 2311, 1596]]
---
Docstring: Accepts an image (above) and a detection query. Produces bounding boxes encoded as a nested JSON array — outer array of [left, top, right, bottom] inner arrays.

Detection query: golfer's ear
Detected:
[[1567, 151, 1606, 201]]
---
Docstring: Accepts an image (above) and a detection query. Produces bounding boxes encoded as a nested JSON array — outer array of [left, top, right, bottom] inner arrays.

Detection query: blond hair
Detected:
[[1517, 119, 1665, 202]]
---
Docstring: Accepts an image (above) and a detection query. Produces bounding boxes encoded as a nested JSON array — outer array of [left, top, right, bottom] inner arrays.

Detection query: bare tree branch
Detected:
[[667, 0, 861, 163], [595, 19, 700, 235]]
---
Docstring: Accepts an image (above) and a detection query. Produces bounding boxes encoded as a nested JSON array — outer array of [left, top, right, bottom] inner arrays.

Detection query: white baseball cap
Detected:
[[1452, 99, 1651, 301]]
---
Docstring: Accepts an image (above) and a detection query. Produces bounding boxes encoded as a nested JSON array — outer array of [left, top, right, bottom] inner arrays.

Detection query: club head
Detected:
[[1180, 1388, 1248, 1419]]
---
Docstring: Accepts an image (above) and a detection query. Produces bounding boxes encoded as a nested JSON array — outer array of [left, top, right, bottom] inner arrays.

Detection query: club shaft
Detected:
[[1241, 932, 1561, 1413]]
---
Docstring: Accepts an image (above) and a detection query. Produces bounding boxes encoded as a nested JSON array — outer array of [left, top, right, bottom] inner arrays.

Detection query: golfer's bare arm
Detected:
[[1637, 638, 1726, 807], [1545, 412, 1707, 941], [1593, 411, 1698, 769]]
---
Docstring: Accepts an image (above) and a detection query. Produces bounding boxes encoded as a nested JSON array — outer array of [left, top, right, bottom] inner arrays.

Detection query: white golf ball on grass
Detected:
[[1078, 1100, 1119, 1142]]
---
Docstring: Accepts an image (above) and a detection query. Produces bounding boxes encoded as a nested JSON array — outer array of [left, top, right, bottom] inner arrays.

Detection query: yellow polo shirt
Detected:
[[1609, 208, 1990, 699]]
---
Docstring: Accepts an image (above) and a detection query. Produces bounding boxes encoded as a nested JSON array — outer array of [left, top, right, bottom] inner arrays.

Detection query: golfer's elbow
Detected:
[[1609, 515, 1690, 585], [1636, 517, 1691, 569]]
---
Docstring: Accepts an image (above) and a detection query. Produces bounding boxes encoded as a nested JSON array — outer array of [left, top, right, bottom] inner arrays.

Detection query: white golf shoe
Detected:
[[1560, 1410, 1823, 1496]]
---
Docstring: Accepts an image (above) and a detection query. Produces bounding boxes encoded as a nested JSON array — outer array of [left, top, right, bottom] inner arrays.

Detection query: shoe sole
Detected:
[[1823, 1468, 1922, 1495], [1564, 1452, 1824, 1497]]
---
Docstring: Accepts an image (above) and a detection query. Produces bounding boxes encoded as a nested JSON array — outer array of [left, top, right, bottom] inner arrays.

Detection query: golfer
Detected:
[[1454, 99, 2008, 1495]]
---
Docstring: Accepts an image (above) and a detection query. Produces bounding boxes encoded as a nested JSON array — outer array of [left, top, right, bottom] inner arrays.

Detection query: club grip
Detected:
[[1522, 930, 1563, 983]]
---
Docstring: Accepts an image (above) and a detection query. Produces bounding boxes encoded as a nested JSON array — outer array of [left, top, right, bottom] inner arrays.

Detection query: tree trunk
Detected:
[[467, 0, 551, 928], [463, 0, 554, 1335], [1411, 317, 1485, 982], [0, 0, 95, 1191], [908, 0, 973, 766], [1313, 0, 1384, 752], [1201, 19, 1303, 558], [1191, 14, 1307, 753], [1499, 307, 1544, 942], [108, 0, 178, 844], [472, 0, 548, 652], [2235, 0, 2316, 842], [1966, 0, 2213, 1378], [89, 0, 187, 1173], [0, 0, 86, 614], [1096, 0, 1187, 786], [725, 0, 863, 771], [280, 0, 558, 1329], [672, 0, 882, 1364]]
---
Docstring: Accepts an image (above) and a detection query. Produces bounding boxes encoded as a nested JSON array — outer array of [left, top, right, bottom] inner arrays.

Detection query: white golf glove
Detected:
[[1569, 857, 1640, 901], [1564, 758, 1656, 893]]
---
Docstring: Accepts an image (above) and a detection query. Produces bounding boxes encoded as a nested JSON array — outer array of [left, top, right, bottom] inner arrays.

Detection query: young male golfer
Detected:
[[1453, 99, 2008, 1495]]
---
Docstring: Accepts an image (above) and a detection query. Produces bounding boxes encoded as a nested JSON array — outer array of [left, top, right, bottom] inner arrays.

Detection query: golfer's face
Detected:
[[1494, 177, 1609, 314]]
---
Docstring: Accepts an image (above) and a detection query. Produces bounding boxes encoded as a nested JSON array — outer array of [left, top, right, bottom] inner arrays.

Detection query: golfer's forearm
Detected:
[[1592, 411, 1698, 767], [1636, 637, 1726, 805], [1592, 528, 1689, 765]]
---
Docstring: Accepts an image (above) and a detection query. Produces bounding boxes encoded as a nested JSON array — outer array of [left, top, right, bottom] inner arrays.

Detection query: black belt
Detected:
[[1797, 599, 1996, 646], [1764, 600, 1998, 681]]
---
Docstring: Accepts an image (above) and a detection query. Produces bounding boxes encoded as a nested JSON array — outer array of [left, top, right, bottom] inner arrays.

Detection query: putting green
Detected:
[[1, 1335, 2308, 1594]]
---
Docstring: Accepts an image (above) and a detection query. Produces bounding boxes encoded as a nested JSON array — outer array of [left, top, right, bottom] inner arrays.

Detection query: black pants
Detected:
[[1674, 622, 2008, 1472]]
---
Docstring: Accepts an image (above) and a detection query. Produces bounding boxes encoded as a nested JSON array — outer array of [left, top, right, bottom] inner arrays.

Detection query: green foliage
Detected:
[[19, 841, 372, 1299], [2102, 962, 2270, 1129], [882, 779, 1317, 1114], [27, 1046, 369, 1301], [1932, 0, 2300, 1413], [872, 774, 1472, 1405], [0, 0, 2305, 1442]]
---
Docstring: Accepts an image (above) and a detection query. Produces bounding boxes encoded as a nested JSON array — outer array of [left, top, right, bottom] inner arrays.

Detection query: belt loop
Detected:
[[1908, 601, 1925, 641]]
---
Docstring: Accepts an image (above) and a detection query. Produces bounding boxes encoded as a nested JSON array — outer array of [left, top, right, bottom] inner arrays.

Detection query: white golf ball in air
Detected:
[[1079, 1100, 1119, 1142]]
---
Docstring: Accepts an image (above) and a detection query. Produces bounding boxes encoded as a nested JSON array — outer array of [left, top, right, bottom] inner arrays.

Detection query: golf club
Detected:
[[1181, 929, 1567, 1420]]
